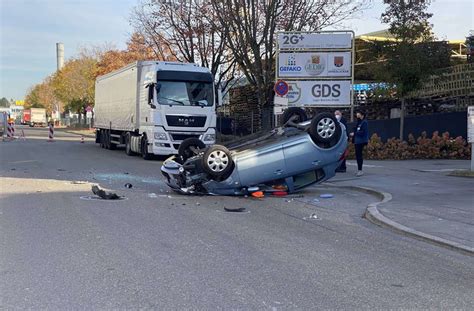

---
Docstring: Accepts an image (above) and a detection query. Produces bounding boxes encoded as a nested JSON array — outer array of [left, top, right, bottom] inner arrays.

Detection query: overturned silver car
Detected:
[[161, 111, 348, 195]]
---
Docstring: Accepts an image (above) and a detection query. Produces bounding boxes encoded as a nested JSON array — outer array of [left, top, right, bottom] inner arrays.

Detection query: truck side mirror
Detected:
[[146, 84, 156, 109]]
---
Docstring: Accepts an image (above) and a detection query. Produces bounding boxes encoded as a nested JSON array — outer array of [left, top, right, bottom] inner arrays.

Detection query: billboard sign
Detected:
[[277, 32, 352, 50], [285, 80, 351, 106], [278, 52, 351, 78]]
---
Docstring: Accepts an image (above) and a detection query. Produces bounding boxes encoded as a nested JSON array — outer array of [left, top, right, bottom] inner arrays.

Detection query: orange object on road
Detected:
[[272, 191, 288, 196], [251, 191, 264, 198]]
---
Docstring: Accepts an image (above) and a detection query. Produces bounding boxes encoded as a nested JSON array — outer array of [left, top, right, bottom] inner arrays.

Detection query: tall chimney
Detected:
[[56, 42, 64, 70]]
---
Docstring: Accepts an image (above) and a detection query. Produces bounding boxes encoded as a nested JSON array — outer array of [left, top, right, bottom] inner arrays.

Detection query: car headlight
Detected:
[[203, 134, 215, 142], [154, 132, 167, 141]]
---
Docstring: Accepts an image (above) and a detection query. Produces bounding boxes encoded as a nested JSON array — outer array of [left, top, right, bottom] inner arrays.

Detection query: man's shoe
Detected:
[[356, 170, 364, 177]]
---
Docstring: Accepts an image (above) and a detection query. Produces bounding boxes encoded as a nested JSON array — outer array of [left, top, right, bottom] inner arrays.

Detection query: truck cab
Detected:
[[141, 63, 216, 155]]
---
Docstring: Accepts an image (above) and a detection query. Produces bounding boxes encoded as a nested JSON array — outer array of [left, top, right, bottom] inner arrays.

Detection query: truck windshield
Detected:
[[157, 81, 213, 107]]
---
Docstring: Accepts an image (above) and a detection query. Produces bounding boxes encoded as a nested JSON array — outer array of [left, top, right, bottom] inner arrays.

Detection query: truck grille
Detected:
[[166, 115, 206, 127], [171, 133, 200, 141]]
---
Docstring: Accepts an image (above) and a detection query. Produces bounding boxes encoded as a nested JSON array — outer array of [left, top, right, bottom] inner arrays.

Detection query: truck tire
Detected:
[[282, 107, 308, 126], [202, 145, 234, 179], [125, 133, 134, 156], [141, 135, 153, 160], [309, 113, 341, 145], [104, 130, 111, 149], [100, 130, 105, 148], [108, 130, 117, 150], [178, 138, 206, 161]]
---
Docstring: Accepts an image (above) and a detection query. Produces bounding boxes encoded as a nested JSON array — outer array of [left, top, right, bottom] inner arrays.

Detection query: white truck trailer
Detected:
[[29, 108, 47, 127], [94, 61, 217, 159]]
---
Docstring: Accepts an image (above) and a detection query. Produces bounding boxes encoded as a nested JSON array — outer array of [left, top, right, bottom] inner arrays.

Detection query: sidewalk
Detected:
[[328, 160, 474, 253], [57, 128, 95, 138]]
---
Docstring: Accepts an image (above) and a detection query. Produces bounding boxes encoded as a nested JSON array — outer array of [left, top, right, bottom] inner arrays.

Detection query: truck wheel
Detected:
[[100, 130, 105, 148], [281, 107, 308, 126], [178, 138, 206, 162], [125, 133, 134, 156], [109, 131, 117, 150], [202, 145, 234, 179], [104, 130, 111, 149], [141, 136, 153, 160], [309, 113, 341, 145]]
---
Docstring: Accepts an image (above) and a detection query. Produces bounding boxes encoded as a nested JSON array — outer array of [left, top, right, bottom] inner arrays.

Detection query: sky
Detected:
[[1, 0, 473, 101]]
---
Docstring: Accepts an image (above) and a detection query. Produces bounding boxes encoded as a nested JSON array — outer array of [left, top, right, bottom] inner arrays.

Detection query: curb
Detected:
[[62, 130, 95, 138], [326, 184, 474, 256]]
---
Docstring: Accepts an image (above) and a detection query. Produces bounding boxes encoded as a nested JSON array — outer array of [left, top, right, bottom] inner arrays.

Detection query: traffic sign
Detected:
[[274, 80, 289, 96]]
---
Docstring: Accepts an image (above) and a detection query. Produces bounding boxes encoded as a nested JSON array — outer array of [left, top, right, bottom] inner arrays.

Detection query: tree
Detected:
[[24, 76, 58, 114], [52, 56, 97, 116], [95, 33, 159, 78], [211, 0, 368, 128], [379, 0, 450, 139], [0, 97, 9, 107], [131, 0, 237, 89]]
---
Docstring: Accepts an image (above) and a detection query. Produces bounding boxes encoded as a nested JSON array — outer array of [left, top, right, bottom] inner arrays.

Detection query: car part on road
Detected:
[[224, 207, 246, 213], [91, 185, 122, 200]]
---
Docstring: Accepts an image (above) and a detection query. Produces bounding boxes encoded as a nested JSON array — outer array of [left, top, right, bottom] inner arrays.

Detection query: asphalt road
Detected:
[[1, 126, 473, 309]]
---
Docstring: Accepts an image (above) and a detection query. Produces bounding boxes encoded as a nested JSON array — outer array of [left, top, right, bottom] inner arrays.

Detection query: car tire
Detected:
[[281, 107, 308, 125], [178, 138, 206, 161], [141, 135, 153, 160], [125, 133, 134, 156], [309, 113, 341, 145], [202, 145, 234, 179]]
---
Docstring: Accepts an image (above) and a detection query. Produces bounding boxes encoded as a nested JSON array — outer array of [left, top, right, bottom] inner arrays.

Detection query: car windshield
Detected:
[[157, 81, 213, 107]]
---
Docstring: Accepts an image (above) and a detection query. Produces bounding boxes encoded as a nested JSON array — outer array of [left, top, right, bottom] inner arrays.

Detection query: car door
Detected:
[[235, 142, 286, 186]]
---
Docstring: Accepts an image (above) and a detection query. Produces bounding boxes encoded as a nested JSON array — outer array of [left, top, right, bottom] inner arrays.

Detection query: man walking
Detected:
[[350, 111, 369, 177], [335, 110, 347, 173]]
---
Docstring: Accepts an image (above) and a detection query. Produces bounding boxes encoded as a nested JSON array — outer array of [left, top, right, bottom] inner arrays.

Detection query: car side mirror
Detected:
[[155, 83, 161, 94]]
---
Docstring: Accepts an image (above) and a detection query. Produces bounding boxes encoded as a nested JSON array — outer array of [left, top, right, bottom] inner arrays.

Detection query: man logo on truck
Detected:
[[178, 117, 195, 126]]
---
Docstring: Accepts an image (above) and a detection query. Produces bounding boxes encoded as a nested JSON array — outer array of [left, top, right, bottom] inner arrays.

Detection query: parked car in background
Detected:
[[161, 110, 348, 195]]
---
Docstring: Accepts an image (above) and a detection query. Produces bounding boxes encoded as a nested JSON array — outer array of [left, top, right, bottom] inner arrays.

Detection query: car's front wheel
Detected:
[[202, 145, 234, 179], [281, 107, 308, 126], [309, 113, 341, 145], [178, 138, 206, 162]]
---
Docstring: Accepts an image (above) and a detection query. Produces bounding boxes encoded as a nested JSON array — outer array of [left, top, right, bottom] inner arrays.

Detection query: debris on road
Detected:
[[251, 191, 265, 198], [124, 183, 133, 189], [224, 207, 246, 213], [320, 194, 334, 199], [91, 185, 121, 200]]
